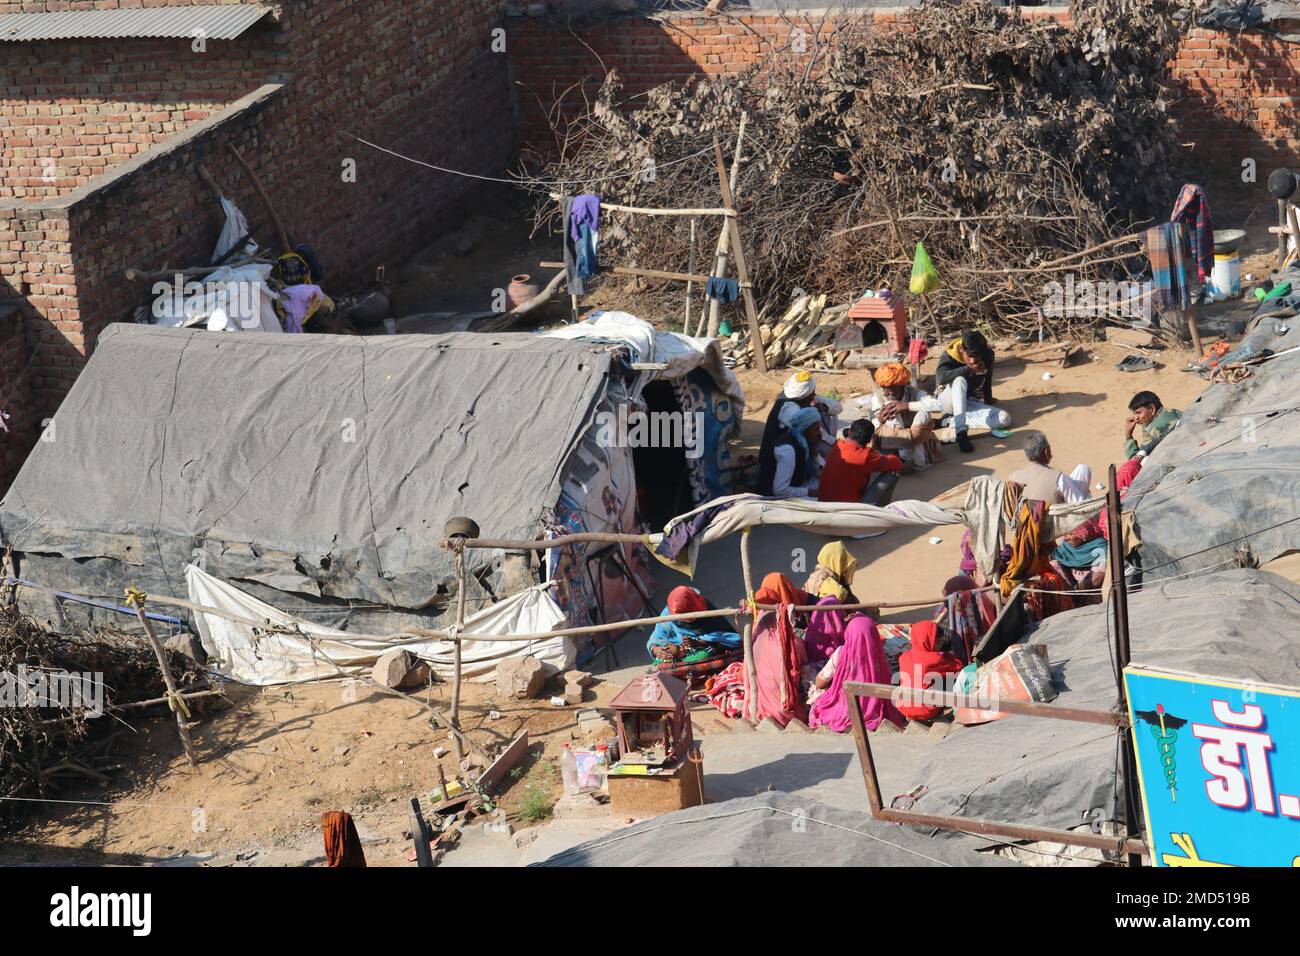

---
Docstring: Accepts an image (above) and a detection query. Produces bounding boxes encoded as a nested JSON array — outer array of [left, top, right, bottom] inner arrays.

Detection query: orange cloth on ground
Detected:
[[754, 572, 810, 608], [897, 621, 963, 721], [817, 438, 904, 503], [322, 811, 367, 867]]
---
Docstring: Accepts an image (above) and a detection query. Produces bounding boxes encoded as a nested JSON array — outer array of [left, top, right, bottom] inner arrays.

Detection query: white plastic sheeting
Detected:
[[151, 263, 281, 333], [212, 197, 256, 264], [187, 565, 574, 686], [543, 310, 744, 404]]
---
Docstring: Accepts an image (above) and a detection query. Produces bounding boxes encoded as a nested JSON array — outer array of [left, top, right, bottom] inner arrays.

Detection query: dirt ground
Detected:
[[3, 180, 1277, 866]]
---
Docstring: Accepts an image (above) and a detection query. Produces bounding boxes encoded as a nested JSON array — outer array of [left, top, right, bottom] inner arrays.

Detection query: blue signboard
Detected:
[[1123, 665, 1300, 867]]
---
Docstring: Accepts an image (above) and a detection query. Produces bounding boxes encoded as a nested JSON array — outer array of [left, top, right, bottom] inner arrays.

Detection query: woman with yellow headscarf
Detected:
[[804, 541, 859, 603]]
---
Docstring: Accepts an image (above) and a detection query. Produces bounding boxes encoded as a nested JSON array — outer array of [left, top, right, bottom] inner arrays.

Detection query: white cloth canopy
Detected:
[[660, 493, 964, 546], [186, 564, 574, 686]]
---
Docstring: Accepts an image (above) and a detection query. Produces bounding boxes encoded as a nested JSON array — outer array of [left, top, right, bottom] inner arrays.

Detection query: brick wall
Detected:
[[0, 0, 516, 444], [1172, 27, 1300, 170], [0, 33, 287, 199]]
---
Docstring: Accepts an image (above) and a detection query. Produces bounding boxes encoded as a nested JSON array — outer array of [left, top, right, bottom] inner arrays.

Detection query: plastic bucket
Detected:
[[1210, 252, 1241, 298]]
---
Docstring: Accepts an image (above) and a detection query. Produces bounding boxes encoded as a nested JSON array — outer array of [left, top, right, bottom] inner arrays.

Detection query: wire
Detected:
[[336, 129, 716, 189]]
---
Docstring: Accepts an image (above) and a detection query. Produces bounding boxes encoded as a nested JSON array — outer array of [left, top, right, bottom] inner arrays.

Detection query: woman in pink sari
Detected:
[[747, 608, 808, 727], [808, 616, 905, 733], [803, 595, 848, 665]]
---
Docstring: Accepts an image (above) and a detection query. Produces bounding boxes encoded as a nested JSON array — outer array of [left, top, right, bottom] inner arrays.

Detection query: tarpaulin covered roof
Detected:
[[900, 569, 1300, 852], [0, 325, 619, 626], [535, 791, 1015, 867], [1129, 316, 1300, 578], [0, 4, 272, 42]]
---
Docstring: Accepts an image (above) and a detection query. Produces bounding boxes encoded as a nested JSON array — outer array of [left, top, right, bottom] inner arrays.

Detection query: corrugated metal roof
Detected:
[[0, 4, 272, 43]]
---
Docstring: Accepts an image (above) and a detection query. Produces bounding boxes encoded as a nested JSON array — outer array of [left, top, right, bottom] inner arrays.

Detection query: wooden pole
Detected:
[[1279, 200, 1289, 271], [451, 547, 467, 761], [1186, 309, 1203, 359], [713, 135, 767, 372], [738, 528, 759, 723], [685, 217, 697, 334], [124, 588, 198, 768], [1104, 465, 1142, 866], [227, 144, 291, 254], [706, 115, 747, 338]]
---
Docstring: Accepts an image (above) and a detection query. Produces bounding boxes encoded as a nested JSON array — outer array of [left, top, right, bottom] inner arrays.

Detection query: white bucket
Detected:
[[1210, 252, 1241, 298]]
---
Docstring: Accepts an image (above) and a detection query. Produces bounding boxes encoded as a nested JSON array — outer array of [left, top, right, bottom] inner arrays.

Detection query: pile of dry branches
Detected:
[[0, 607, 208, 826], [527, 0, 1199, 346]]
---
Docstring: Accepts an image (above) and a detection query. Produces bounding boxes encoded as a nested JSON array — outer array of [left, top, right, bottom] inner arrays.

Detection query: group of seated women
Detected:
[[644, 542, 1006, 733]]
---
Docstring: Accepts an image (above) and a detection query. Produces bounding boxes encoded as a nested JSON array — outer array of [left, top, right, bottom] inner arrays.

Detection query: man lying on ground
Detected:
[[932, 330, 1012, 453], [817, 419, 904, 504], [1007, 431, 1093, 505], [866, 363, 944, 470], [1125, 390, 1181, 460]]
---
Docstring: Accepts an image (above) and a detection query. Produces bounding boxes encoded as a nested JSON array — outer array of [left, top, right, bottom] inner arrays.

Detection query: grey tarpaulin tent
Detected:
[[1128, 317, 1300, 578], [0, 323, 732, 635], [534, 791, 1015, 867], [897, 569, 1300, 857]]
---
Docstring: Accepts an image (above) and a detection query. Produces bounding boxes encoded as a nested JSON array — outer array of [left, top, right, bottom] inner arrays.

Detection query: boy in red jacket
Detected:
[[817, 419, 904, 503]]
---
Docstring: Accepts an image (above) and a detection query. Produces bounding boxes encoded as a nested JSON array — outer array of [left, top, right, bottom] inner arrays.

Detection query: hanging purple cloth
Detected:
[[1170, 183, 1213, 284], [569, 194, 601, 243]]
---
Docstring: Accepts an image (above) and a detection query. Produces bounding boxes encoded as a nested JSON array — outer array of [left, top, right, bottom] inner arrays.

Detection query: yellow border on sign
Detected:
[[1122, 664, 1300, 867]]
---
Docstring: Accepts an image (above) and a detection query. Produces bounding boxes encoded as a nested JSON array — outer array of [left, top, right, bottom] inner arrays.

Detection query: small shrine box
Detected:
[[846, 293, 909, 355], [609, 673, 693, 767]]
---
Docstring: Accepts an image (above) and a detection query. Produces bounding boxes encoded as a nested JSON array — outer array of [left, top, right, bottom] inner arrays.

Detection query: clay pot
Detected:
[[507, 274, 540, 310]]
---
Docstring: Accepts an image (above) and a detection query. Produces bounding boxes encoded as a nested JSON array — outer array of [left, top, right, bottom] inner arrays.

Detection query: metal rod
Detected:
[[847, 682, 1124, 727], [846, 683, 1148, 859], [873, 807, 1149, 857]]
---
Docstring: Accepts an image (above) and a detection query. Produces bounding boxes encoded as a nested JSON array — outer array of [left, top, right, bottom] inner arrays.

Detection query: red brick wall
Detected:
[[1173, 27, 1300, 169], [0, 33, 286, 199]]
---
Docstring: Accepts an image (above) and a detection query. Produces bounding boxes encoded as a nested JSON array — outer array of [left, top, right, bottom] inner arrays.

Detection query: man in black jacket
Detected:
[[931, 330, 1011, 453]]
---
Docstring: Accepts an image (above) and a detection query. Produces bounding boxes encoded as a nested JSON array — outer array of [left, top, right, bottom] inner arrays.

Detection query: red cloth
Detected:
[[897, 621, 963, 721], [817, 438, 904, 503], [667, 585, 707, 615], [753, 572, 810, 608], [1100, 457, 1143, 541]]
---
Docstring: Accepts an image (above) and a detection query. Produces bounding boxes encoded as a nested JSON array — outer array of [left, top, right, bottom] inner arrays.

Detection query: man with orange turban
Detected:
[[866, 363, 944, 470]]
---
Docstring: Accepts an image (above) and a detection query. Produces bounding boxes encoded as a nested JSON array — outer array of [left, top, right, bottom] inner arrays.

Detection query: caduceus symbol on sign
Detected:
[[1135, 703, 1188, 803]]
